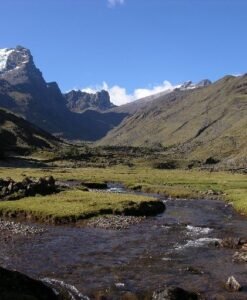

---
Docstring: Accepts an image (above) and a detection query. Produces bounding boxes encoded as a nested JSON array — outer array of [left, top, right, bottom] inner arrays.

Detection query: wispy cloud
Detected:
[[107, 0, 125, 8], [81, 81, 176, 106]]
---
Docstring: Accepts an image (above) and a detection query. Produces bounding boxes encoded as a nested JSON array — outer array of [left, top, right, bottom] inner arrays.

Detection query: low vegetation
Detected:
[[0, 165, 246, 216], [0, 189, 161, 223]]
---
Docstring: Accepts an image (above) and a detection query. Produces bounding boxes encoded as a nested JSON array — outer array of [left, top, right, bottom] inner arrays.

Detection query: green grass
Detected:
[[0, 166, 246, 216], [0, 189, 157, 223]]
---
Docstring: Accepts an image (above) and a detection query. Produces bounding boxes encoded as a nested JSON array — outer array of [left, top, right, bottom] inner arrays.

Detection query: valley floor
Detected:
[[0, 164, 246, 219]]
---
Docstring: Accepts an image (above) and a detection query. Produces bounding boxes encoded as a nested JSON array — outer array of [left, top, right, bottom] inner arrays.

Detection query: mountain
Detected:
[[179, 79, 212, 90], [64, 89, 115, 113], [0, 108, 60, 156], [0, 46, 126, 141], [99, 75, 247, 165], [1, 46, 246, 167], [108, 79, 212, 115]]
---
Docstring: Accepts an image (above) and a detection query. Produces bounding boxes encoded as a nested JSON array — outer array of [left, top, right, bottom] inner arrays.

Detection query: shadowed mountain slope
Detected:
[[0, 108, 60, 155], [0, 46, 125, 141]]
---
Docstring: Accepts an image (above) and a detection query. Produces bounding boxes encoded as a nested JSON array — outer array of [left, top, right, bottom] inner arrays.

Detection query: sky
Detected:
[[1, 0, 247, 105]]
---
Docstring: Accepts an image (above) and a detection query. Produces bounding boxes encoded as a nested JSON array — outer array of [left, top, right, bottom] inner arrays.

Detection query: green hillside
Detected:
[[99, 75, 247, 167]]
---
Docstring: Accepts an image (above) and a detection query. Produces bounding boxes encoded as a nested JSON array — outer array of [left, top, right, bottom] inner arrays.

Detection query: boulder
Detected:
[[152, 286, 199, 300], [232, 251, 247, 263], [0, 266, 58, 300], [25, 177, 56, 196], [241, 243, 247, 251], [225, 276, 242, 292], [219, 237, 247, 249], [0, 176, 57, 200], [121, 200, 166, 217]]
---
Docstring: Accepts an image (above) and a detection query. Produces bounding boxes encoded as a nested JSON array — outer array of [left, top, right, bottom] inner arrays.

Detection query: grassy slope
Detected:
[[0, 166, 246, 215], [99, 75, 247, 165], [0, 189, 156, 223]]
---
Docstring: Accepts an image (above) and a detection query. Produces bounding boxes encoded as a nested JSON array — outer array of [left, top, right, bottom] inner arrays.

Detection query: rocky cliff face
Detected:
[[0, 46, 126, 140], [64, 89, 115, 113], [0, 46, 45, 87]]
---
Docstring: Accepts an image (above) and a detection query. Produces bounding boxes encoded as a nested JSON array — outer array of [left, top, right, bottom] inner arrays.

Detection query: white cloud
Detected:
[[81, 80, 177, 106], [133, 81, 174, 100], [107, 0, 125, 7]]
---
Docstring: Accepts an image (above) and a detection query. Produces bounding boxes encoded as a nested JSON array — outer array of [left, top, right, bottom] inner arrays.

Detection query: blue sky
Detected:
[[1, 0, 247, 104]]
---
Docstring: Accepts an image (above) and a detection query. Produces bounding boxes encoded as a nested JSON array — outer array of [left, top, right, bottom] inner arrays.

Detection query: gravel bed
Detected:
[[85, 215, 146, 230], [0, 219, 45, 236]]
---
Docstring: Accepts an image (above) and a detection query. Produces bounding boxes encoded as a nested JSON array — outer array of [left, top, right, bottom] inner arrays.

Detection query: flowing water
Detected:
[[0, 186, 247, 299]]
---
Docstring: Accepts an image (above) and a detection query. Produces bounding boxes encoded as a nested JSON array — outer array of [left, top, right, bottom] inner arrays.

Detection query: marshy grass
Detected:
[[0, 189, 157, 223], [0, 166, 246, 215]]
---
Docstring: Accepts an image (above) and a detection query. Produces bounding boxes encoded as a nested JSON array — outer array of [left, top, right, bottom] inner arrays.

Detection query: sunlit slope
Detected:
[[100, 75, 247, 163]]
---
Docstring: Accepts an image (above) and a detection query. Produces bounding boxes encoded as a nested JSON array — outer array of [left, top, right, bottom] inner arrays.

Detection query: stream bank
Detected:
[[0, 185, 247, 299]]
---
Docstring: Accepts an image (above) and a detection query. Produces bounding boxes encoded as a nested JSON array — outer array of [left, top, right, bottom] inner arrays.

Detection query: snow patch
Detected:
[[0, 47, 30, 72], [0, 48, 14, 71]]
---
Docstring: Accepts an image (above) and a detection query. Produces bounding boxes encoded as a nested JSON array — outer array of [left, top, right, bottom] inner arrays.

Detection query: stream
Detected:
[[0, 185, 247, 299]]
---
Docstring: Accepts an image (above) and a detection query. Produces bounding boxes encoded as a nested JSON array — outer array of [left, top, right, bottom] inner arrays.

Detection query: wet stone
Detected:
[[232, 251, 247, 263], [219, 237, 247, 249], [152, 286, 199, 300], [225, 276, 242, 292]]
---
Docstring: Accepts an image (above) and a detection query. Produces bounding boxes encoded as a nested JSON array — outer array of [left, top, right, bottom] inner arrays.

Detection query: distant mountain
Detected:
[[99, 75, 247, 165], [178, 79, 212, 90], [109, 79, 212, 115], [64, 89, 115, 113], [1, 46, 246, 167], [0, 46, 126, 141], [0, 108, 60, 156]]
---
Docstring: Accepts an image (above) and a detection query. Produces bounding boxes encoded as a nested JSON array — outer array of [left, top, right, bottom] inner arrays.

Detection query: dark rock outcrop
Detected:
[[152, 286, 199, 300], [0, 176, 56, 200], [65, 89, 115, 113], [0, 266, 58, 300], [0, 46, 127, 141], [195, 79, 212, 88], [121, 200, 166, 217]]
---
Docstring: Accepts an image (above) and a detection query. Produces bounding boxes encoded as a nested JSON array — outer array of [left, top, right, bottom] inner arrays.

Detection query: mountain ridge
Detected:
[[64, 89, 115, 113], [0, 46, 246, 166], [99, 74, 247, 166], [0, 46, 125, 141]]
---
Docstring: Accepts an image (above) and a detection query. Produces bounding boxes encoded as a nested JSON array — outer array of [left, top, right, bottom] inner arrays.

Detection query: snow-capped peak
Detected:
[[0, 46, 31, 73], [0, 48, 14, 71], [178, 79, 212, 91]]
